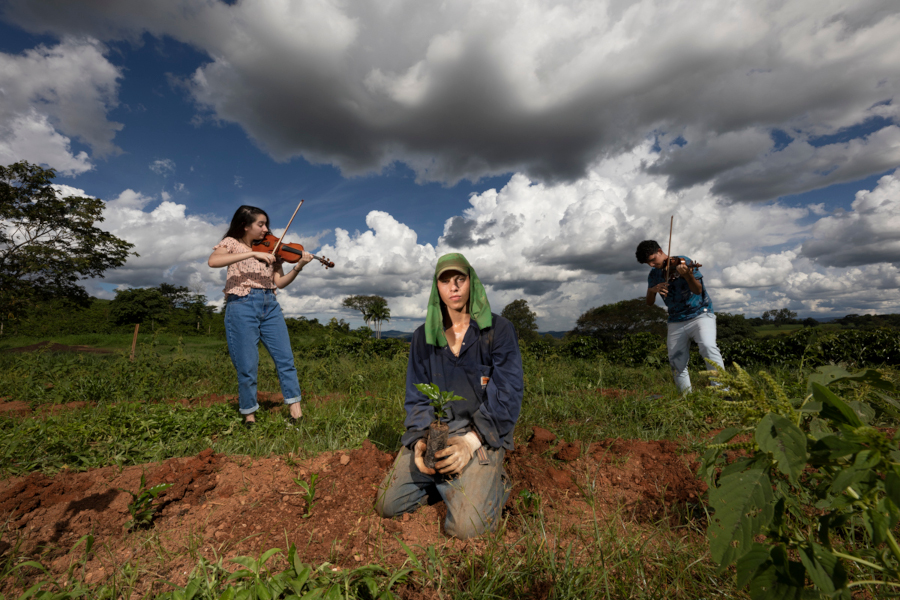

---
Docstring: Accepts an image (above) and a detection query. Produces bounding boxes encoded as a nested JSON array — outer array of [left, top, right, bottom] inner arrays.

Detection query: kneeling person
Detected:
[[375, 253, 524, 539]]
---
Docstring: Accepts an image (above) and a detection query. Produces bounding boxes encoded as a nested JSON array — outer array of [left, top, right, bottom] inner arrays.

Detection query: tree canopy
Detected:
[[1, 161, 135, 318], [760, 308, 798, 325], [501, 299, 539, 343], [571, 298, 667, 342], [715, 312, 756, 343], [342, 294, 391, 338]]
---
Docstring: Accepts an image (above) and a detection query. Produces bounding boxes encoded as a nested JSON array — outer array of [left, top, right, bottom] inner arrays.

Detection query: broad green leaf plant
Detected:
[[414, 383, 464, 421], [702, 364, 900, 598]]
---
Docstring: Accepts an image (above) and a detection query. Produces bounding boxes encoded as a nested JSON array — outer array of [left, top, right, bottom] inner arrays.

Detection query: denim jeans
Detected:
[[375, 445, 510, 539], [667, 311, 724, 393], [224, 288, 301, 415]]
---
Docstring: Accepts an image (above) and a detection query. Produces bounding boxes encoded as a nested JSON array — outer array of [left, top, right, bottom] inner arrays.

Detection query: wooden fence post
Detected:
[[130, 323, 140, 362]]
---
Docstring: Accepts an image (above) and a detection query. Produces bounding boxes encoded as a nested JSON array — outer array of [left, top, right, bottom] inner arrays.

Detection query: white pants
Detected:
[[667, 312, 724, 393]]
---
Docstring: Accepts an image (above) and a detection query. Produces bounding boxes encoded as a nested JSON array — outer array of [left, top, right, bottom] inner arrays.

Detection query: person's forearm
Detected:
[[208, 251, 256, 268], [274, 264, 302, 288], [684, 273, 702, 294], [646, 291, 656, 306]]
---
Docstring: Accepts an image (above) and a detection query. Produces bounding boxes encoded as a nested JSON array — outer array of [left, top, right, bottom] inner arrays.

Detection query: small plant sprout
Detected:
[[414, 383, 463, 421], [292, 473, 319, 518], [120, 473, 172, 531]]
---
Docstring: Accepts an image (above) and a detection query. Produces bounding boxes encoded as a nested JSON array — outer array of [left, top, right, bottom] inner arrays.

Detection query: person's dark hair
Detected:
[[223, 205, 269, 241], [635, 240, 662, 264]]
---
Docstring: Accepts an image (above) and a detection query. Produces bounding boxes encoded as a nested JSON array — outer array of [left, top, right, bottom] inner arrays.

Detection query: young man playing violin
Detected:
[[635, 240, 724, 393]]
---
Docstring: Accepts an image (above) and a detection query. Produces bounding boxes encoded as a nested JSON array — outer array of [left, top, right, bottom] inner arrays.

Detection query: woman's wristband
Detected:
[[292, 264, 304, 273]]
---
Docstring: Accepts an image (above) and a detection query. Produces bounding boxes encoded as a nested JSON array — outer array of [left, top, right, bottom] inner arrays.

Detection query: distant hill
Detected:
[[379, 330, 414, 341]]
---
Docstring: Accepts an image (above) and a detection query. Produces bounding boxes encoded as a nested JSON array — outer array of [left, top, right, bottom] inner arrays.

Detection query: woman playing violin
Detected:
[[636, 240, 724, 393], [208, 205, 313, 427]]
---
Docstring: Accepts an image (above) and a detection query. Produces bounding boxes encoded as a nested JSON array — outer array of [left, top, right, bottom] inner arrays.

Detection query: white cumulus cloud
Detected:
[[0, 37, 122, 172]]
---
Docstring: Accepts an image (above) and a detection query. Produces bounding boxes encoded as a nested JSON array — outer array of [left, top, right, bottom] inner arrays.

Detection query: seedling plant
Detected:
[[292, 472, 319, 518], [414, 383, 464, 470], [120, 472, 172, 531]]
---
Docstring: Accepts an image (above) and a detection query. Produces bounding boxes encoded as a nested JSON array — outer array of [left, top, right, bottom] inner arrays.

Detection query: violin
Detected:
[[252, 233, 335, 269], [665, 256, 702, 282]]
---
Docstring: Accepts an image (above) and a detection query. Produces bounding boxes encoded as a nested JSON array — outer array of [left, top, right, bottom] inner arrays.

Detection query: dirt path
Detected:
[[0, 428, 705, 597]]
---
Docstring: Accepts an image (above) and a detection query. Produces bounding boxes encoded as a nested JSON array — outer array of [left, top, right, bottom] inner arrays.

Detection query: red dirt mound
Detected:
[[528, 426, 556, 454], [0, 436, 706, 597]]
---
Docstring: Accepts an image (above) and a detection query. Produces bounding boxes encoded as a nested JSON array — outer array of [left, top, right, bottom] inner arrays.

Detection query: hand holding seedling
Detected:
[[412, 439, 436, 475], [433, 435, 478, 475], [413, 383, 466, 472]]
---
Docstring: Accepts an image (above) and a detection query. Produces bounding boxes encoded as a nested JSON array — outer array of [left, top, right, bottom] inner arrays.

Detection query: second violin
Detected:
[[252, 233, 335, 269], [665, 256, 702, 282]]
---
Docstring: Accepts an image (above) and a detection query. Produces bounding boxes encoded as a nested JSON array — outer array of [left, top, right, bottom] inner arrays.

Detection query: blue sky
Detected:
[[2, 1, 899, 330]]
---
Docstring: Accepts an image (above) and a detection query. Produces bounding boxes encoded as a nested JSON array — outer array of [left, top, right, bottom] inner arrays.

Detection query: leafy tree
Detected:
[[0, 161, 135, 318], [501, 299, 539, 344], [109, 288, 171, 326], [369, 297, 391, 339], [835, 313, 900, 330], [158, 283, 193, 310], [715, 312, 755, 343], [761, 307, 798, 325], [342, 294, 390, 337], [571, 298, 667, 342]]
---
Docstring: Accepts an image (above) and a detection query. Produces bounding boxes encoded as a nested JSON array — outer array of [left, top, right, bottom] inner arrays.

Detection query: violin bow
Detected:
[[665, 215, 673, 281], [272, 199, 304, 257]]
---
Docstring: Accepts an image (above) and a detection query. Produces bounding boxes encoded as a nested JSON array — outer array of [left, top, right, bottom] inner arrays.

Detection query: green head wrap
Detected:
[[424, 253, 492, 347]]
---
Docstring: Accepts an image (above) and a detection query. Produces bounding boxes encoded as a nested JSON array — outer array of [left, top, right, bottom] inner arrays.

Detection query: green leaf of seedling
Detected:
[[812, 383, 862, 427], [255, 582, 272, 600], [749, 545, 807, 600], [708, 469, 774, 568], [259, 548, 283, 570], [798, 542, 846, 594], [808, 366, 897, 394], [712, 427, 742, 444], [846, 401, 875, 425], [829, 450, 880, 496], [735, 543, 771, 588], [358, 576, 379, 599], [864, 508, 889, 545], [755, 413, 807, 485], [810, 435, 865, 462], [886, 470, 900, 511], [218, 587, 236, 600], [413, 383, 440, 401]]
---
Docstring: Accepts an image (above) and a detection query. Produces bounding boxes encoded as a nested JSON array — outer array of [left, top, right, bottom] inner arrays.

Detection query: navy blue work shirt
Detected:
[[400, 313, 524, 451]]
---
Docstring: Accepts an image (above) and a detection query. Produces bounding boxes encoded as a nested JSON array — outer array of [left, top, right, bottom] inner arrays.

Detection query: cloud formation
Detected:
[[83, 146, 900, 330], [801, 170, 900, 267], [4, 0, 899, 197], [0, 37, 121, 172]]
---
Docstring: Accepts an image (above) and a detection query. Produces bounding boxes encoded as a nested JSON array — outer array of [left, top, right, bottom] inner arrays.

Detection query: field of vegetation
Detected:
[[1, 318, 900, 599]]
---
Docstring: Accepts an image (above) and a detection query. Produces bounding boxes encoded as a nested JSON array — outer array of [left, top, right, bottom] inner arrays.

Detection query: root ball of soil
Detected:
[[424, 422, 449, 470]]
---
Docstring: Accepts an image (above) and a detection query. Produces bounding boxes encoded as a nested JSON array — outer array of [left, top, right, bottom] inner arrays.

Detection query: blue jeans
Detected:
[[224, 289, 301, 415], [375, 445, 510, 539], [667, 311, 724, 393]]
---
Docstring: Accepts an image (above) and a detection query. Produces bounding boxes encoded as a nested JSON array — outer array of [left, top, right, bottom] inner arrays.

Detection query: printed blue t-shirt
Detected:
[[648, 255, 713, 323]]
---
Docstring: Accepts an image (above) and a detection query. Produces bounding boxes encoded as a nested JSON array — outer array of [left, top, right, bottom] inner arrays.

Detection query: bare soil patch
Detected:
[[0, 435, 705, 597]]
